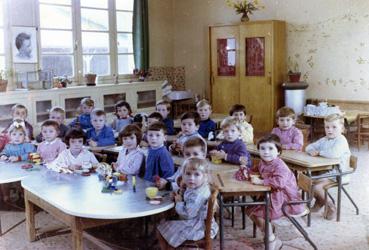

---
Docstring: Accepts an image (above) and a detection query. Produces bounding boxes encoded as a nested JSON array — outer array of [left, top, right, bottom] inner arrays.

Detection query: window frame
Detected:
[[0, 0, 7, 71]]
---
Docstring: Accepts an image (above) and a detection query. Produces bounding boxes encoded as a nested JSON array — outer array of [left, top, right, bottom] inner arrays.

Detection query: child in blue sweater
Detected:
[[86, 109, 115, 147], [69, 97, 94, 130], [196, 99, 216, 139], [111, 101, 133, 133], [156, 100, 175, 135]]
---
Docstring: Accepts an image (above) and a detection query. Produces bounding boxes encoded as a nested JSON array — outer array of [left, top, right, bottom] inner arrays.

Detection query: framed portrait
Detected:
[[12, 26, 38, 63]]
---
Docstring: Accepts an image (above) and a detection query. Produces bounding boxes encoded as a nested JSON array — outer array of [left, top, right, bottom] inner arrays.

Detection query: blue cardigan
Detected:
[[69, 113, 93, 130], [0, 143, 36, 161], [86, 125, 115, 146], [163, 118, 175, 135], [199, 118, 216, 138], [217, 139, 251, 166], [144, 146, 174, 182]]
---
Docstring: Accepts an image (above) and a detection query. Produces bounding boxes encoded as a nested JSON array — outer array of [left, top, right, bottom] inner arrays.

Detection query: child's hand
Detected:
[[0, 155, 8, 161], [251, 176, 264, 185], [88, 140, 98, 147], [174, 192, 182, 203], [239, 156, 249, 165], [8, 156, 19, 162], [69, 164, 82, 171], [111, 162, 117, 170], [211, 150, 226, 160], [308, 150, 319, 156], [156, 178, 168, 190]]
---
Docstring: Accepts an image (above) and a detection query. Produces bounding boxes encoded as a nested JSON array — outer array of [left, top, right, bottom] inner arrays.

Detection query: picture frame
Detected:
[[12, 26, 38, 63]]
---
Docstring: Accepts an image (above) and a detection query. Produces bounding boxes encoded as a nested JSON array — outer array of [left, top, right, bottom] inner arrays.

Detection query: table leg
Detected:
[[242, 196, 246, 230], [219, 194, 224, 250], [306, 170, 312, 227], [336, 173, 342, 222], [24, 192, 36, 242], [264, 192, 270, 250], [71, 219, 83, 250]]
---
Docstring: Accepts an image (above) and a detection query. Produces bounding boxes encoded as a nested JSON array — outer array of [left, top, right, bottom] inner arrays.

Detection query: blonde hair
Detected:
[[276, 106, 295, 119], [8, 119, 28, 137], [220, 116, 242, 131], [196, 99, 211, 109], [80, 97, 94, 107], [324, 113, 344, 126], [50, 106, 65, 117], [182, 157, 209, 177]]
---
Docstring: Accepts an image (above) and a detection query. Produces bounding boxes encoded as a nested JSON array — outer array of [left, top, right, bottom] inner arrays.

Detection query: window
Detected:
[[0, 0, 5, 70]]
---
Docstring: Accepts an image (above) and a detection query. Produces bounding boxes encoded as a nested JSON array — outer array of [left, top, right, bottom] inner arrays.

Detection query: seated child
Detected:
[[210, 117, 251, 166], [112, 124, 145, 175], [144, 122, 174, 182], [196, 99, 216, 139], [271, 106, 303, 151], [156, 100, 174, 135], [305, 113, 351, 220], [68, 97, 94, 130], [156, 157, 218, 249], [36, 106, 69, 142], [0, 120, 36, 162], [86, 109, 115, 147], [36, 120, 67, 163], [2, 104, 34, 141], [217, 104, 253, 144], [47, 128, 98, 173], [111, 101, 133, 133], [247, 134, 307, 249], [142, 112, 163, 143], [170, 112, 202, 155]]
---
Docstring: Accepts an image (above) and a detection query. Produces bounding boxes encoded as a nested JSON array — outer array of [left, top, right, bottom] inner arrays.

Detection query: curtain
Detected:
[[133, 0, 149, 71]]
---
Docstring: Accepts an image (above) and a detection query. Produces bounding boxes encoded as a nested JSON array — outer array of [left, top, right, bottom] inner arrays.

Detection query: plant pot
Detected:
[[288, 72, 301, 83], [241, 13, 250, 22], [84, 74, 97, 86], [0, 80, 8, 92]]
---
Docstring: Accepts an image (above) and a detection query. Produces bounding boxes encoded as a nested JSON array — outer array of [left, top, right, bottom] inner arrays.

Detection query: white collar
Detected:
[[44, 138, 59, 145]]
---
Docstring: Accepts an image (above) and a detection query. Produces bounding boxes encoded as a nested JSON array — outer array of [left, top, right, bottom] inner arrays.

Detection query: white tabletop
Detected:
[[21, 171, 174, 219], [0, 161, 46, 184]]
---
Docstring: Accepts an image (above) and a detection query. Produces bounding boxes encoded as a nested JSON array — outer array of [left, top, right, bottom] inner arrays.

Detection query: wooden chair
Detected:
[[282, 173, 317, 250], [246, 114, 253, 124], [179, 186, 219, 250], [93, 153, 108, 163], [355, 114, 369, 150], [295, 122, 311, 151]]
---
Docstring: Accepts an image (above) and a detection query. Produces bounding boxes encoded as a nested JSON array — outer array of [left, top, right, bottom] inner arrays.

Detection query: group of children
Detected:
[[0, 98, 351, 250]]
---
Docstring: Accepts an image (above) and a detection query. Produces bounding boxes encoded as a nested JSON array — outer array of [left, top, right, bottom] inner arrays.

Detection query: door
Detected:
[[239, 22, 273, 133], [210, 25, 240, 113]]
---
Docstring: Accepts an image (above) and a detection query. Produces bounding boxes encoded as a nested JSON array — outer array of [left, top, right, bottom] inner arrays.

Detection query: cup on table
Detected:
[[211, 155, 222, 164]]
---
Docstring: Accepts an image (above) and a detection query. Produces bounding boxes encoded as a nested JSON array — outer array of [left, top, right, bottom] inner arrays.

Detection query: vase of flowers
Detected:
[[226, 0, 264, 22], [133, 68, 150, 81]]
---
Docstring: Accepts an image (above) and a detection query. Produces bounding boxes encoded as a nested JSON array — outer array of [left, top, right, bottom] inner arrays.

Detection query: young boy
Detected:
[[217, 104, 253, 144], [36, 106, 69, 142], [156, 100, 174, 135], [2, 104, 34, 140], [271, 106, 303, 151], [196, 99, 216, 139], [86, 109, 115, 147], [69, 97, 94, 130], [142, 112, 164, 144], [144, 122, 174, 182]]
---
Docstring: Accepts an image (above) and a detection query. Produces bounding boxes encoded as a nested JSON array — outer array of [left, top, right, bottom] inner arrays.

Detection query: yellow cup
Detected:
[[211, 155, 222, 164], [145, 187, 158, 199]]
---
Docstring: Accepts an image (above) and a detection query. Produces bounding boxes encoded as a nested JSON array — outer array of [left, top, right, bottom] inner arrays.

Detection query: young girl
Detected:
[[156, 157, 218, 249], [0, 120, 35, 162], [36, 120, 67, 163], [112, 124, 145, 175], [68, 98, 94, 130], [305, 113, 350, 220], [111, 101, 133, 133], [47, 128, 98, 173], [2, 104, 34, 141], [247, 134, 307, 249]]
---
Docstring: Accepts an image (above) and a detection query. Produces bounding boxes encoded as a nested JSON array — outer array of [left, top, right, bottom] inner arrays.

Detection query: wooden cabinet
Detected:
[[210, 20, 286, 133]]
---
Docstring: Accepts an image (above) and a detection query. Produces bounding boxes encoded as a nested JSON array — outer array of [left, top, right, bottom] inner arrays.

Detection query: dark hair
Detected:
[[91, 108, 106, 117], [64, 128, 87, 146], [183, 137, 207, 155], [257, 134, 282, 154], [119, 124, 142, 145], [15, 32, 31, 50], [229, 104, 246, 116], [180, 111, 200, 125], [147, 122, 166, 133], [115, 101, 132, 117], [41, 120, 60, 131], [148, 112, 163, 122]]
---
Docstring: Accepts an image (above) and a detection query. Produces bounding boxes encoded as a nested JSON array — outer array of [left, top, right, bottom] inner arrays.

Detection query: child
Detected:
[[271, 106, 303, 151], [144, 122, 174, 182], [196, 99, 216, 139], [217, 104, 253, 144], [210, 117, 251, 166], [36, 106, 69, 142], [111, 101, 133, 133], [247, 134, 307, 249], [86, 109, 115, 147], [47, 128, 98, 173], [68, 97, 94, 130], [142, 112, 163, 143], [156, 157, 218, 249], [305, 113, 351, 220], [156, 100, 175, 135], [2, 104, 34, 140], [170, 112, 202, 155], [113, 124, 145, 175], [36, 120, 67, 163]]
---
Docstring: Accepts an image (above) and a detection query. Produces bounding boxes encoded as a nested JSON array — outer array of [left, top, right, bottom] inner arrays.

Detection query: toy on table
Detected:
[[96, 163, 122, 194], [28, 153, 42, 165], [234, 166, 250, 181]]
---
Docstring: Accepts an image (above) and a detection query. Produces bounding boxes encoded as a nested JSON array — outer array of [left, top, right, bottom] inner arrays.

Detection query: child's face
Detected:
[[122, 134, 138, 150], [81, 104, 94, 114], [183, 146, 206, 159], [117, 106, 130, 119], [69, 138, 84, 153], [324, 120, 342, 139], [41, 126, 58, 142], [181, 118, 198, 135], [91, 115, 106, 131], [259, 142, 279, 162], [13, 108, 27, 120], [197, 105, 212, 121], [147, 118, 160, 127], [223, 124, 240, 142], [156, 104, 169, 119], [232, 111, 246, 122], [10, 129, 25, 144], [277, 116, 295, 130], [183, 167, 206, 189], [147, 129, 165, 148], [49, 111, 64, 125]]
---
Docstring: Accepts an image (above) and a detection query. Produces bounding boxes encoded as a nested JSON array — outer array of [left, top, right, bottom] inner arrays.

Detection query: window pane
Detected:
[[42, 55, 74, 77], [39, 0, 71, 4], [81, 9, 108, 31], [0, 2, 3, 27], [118, 54, 134, 74], [116, 0, 134, 11], [0, 56, 5, 70], [40, 5, 72, 29], [0, 30, 3, 53], [117, 33, 133, 53], [81, 0, 107, 9], [83, 55, 110, 75], [41, 30, 73, 54], [82, 32, 109, 54], [116, 11, 132, 32]]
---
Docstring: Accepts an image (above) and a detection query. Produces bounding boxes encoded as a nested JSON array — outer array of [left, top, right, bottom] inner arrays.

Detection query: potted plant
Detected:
[[287, 59, 301, 82], [226, 0, 264, 22], [133, 69, 150, 82], [84, 73, 97, 86]]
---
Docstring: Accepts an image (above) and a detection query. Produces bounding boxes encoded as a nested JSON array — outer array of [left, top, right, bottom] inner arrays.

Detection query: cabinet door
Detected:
[[210, 25, 240, 113]]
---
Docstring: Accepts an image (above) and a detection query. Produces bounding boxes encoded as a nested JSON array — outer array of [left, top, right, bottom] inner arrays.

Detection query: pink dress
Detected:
[[247, 157, 305, 220], [271, 126, 303, 151]]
